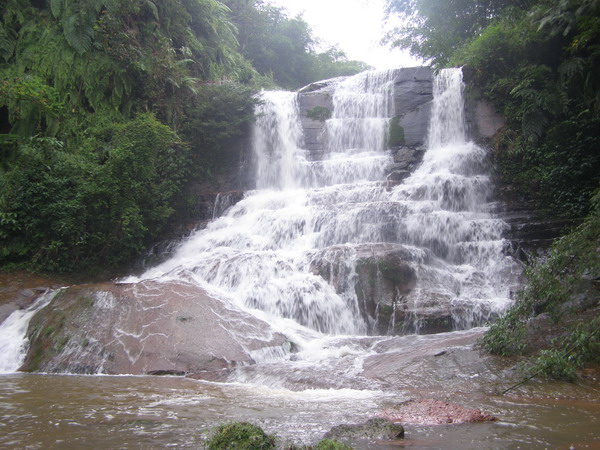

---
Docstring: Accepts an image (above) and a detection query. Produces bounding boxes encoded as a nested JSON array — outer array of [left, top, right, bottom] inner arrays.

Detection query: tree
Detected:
[[385, 0, 536, 65], [225, 0, 369, 89]]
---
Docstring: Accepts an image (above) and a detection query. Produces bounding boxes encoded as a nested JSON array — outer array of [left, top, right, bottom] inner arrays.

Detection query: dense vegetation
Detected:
[[386, 0, 600, 379], [0, 0, 367, 275]]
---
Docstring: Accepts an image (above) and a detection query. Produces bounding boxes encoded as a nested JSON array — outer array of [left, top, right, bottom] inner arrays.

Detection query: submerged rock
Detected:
[[380, 399, 497, 425], [324, 418, 404, 444], [21, 280, 289, 375]]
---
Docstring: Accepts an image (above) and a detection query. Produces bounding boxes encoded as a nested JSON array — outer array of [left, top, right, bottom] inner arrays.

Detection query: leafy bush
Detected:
[[0, 114, 190, 273], [0, 74, 64, 136], [179, 82, 257, 169]]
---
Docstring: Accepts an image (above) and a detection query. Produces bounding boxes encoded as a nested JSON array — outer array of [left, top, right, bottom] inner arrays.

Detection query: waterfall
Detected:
[[388, 68, 517, 329], [252, 91, 305, 190], [129, 68, 518, 336], [0, 290, 57, 373]]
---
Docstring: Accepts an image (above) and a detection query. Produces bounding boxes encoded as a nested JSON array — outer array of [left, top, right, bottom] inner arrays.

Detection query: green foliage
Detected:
[[225, 0, 369, 89], [385, 0, 536, 65], [315, 439, 353, 450], [529, 317, 600, 381], [306, 106, 332, 122], [179, 82, 257, 172], [0, 74, 65, 136], [1, 0, 368, 276], [0, 0, 251, 136], [481, 192, 600, 378], [0, 114, 190, 273], [308, 46, 371, 83], [436, 0, 600, 218], [207, 422, 276, 450]]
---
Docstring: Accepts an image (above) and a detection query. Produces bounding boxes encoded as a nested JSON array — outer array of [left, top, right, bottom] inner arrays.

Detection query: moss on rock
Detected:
[[388, 117, 405, 147]]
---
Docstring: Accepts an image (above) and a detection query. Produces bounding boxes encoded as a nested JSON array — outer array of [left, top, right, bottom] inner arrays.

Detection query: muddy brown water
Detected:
[[1, 367, 599, 449]]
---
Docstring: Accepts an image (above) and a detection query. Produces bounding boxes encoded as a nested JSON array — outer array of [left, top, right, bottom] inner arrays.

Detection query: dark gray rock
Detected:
[[387, 170, 411, 187], [298, 76, 345, 94], [389, 145, 426, 174], [355, 247, 419, 334], [0, 303, 18, 325], [393, 146, 417, 163], [296, 67, 435, 154], [393, 66, 434, 117], [324, 418, 404, 443], [473, 100, 505, 138], [398, 101, 432, 147]]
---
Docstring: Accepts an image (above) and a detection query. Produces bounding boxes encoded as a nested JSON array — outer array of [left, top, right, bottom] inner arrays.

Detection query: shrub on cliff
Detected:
[[481, 189, 600, 379]]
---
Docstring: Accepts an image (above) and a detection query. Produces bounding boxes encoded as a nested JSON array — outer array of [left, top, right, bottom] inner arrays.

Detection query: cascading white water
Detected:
[[388, 68, 518, 329], [252, 91, 305, 190], [129, 68, 518, 338], [327, 70, 395, 153], [0, 290, 57, 373]]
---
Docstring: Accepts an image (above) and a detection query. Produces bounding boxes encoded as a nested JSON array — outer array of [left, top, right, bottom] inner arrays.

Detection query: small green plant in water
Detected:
[[315, 438, 353, 449], [207, 422, 276, 449]]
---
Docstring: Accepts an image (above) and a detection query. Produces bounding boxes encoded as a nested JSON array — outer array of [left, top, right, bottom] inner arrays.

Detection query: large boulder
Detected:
[[0, 272, 62, 326], [394, 67, 434, 147], [308, 243, 455, 335], [21, 280, 290, 375], [354, 246, 419, 334]]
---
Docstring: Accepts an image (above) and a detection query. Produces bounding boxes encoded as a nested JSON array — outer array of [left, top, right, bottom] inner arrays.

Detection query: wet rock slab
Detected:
[[21, 280, 289, 375], [360, 328, 518, 394]]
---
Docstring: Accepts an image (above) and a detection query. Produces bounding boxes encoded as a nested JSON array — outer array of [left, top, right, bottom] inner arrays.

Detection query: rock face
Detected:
[[21, 280, 289, 375], [297, 77, 340, 158], [0, 272, 63, 326], [308, 243, 458, 335], [492, 196, 578, 263], [296, 68, 433, 161]]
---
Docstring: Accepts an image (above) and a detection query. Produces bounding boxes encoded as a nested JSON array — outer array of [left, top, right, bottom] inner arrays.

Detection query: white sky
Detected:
[[267, 0, 421, 69]]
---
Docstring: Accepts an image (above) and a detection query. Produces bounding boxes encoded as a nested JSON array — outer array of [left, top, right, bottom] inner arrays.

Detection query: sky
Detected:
[[267, 0, 421, 70]]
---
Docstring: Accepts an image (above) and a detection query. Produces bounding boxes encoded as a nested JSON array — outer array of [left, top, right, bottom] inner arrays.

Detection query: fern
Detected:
[[521, 109, 548, 142], [63, 13, 95, 55], [0, 23, 16, 62]]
